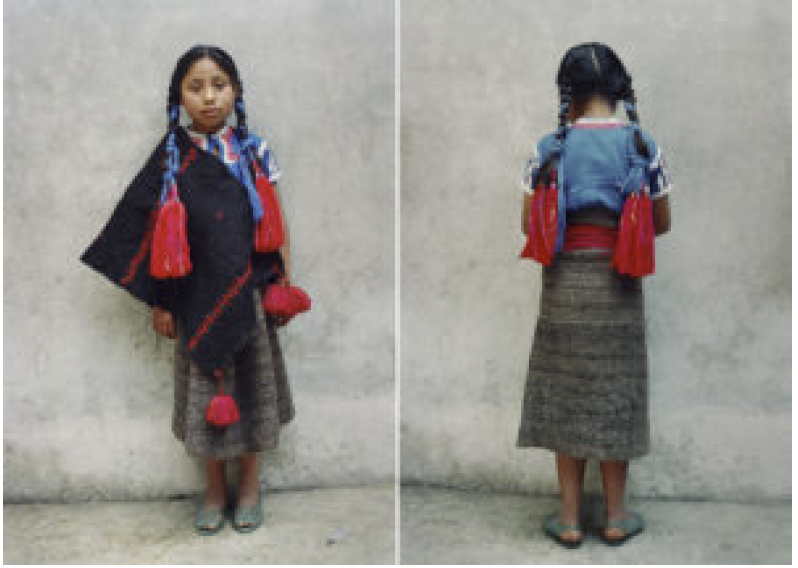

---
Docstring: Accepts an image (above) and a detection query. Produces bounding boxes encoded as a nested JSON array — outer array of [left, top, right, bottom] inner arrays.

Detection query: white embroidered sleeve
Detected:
[[648, 148, 672, 199], [522, 146, 540, 195], [258, 139, 282, 184]]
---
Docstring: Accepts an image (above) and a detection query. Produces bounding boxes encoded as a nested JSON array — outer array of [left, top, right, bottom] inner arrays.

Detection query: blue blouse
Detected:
[[522, 117, 671, 201]]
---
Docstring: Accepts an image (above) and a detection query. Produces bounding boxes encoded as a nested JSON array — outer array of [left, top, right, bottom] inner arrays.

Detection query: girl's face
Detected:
[[180, 57, 237, 134]]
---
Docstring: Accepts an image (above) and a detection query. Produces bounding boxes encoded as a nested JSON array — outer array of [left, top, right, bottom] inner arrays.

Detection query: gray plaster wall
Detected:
[[400, 0, 791, 500], [5, 0, 395, 501]]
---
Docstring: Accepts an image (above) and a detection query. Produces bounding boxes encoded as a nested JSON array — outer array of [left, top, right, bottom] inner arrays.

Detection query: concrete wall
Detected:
[[400, 0, 791, 500], [4, 0, 395, 501]]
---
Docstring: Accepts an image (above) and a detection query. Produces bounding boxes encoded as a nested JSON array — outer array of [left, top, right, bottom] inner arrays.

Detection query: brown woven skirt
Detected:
[[172, 289, 295, 460], [517, 249, 649, 460]]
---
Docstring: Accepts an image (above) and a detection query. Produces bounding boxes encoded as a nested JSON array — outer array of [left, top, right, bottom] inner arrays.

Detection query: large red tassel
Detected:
[[206, 369, 240, 427], [150, 183, 192, 279], [519, 170, 558, 266], [252, 160, 285, 253], [611, 182, 655, 277]]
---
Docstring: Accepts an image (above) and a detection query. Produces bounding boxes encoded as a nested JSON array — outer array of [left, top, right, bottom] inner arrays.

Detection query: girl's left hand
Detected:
[[271, 314, 291, 327]]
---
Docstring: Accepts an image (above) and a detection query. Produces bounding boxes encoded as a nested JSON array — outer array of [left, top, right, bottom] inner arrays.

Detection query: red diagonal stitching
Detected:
[[188, 262, 253, 352], [120, 208, 158, 286]]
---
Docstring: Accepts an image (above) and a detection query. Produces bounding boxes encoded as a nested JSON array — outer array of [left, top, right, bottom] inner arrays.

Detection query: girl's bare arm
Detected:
[[522, 192, 532, 235], [653, 195, 671, 236]]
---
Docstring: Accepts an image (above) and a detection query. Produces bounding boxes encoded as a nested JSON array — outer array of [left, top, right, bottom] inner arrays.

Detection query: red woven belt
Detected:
[[563, 224, 618, 252]]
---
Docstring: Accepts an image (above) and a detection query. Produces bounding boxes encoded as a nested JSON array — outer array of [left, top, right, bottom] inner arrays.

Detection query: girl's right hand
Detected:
[[152, 306, 176, 339]]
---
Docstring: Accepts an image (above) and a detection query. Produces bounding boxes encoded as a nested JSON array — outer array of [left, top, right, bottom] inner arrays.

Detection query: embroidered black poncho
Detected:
[[81, 126, 283, 374]]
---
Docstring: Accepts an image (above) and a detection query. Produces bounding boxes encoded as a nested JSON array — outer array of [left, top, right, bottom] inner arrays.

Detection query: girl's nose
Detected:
[[202, 88, 216, 103]]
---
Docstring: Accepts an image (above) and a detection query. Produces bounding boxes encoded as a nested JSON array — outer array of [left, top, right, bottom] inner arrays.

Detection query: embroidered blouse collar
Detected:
[[571, 116, 625, 128], [186, 124, 239, 163]]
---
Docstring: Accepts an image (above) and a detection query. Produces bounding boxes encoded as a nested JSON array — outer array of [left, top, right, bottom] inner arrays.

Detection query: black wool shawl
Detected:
[[81, 126, 284, 374]]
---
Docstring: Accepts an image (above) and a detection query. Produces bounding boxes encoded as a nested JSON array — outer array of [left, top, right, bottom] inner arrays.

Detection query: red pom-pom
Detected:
[[520, 172, 558, 266], [253, 163, 285, 253], [150, 185, 192, 279], [206, 369, 239, 427], [262, 283, 311, 321], [206, 394, 240, 426]]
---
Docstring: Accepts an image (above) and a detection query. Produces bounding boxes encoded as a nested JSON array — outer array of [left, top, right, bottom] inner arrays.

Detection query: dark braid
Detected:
[[622, 88, 651, 160], [601, 46, 651, 161], [537, 84, 572, 187]]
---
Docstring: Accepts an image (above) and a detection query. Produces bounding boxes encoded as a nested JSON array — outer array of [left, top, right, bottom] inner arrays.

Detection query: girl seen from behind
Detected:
[[517, 42, 672, 548]]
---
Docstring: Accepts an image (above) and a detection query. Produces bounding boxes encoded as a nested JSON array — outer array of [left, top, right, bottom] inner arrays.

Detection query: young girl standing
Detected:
[[517, 43, 671, 547], [82, 45, 296, 535]]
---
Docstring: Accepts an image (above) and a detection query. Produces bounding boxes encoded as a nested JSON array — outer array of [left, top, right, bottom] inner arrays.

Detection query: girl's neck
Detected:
[[188, 123, 229, 136], [570, 97, 616, 121]]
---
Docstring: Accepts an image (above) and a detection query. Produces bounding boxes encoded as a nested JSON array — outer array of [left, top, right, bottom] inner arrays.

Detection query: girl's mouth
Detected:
[[201, 109, 220, 117]]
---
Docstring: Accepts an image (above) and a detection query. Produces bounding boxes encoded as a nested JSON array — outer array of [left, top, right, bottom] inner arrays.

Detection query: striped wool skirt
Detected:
[[516, 248, 650, 460], [172, 289, 295, 460]]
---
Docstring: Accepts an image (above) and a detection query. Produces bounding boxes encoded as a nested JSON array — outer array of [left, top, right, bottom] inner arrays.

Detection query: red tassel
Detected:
[[150, 184, 192, 279], [262, 283, 311, 322], [252, 161, 285, 253], [612, 183, 655, 277], [206, 369, 239, 427], [520, 170, 558, 266]]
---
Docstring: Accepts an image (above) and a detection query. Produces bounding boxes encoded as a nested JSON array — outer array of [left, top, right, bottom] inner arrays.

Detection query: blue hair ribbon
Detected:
[[232, 133, 264, 222]]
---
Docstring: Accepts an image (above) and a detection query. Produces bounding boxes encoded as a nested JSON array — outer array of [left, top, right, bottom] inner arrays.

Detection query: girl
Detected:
[[81, 45, 296, 535], [516, 43, 671, 547]]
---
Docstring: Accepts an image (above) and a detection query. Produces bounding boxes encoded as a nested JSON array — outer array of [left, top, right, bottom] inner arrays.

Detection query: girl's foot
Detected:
[[233, 481, 262, 532], [542, 512, 583, 548], [601, 511, 644, 545], [233, 492, 263, 533], [196, 487, 227, 535], [235, 453, 262, 532], [196, 463, 228, 534]]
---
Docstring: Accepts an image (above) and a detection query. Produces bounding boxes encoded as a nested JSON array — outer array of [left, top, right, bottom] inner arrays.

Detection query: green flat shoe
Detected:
[[601, 512, 644, 546], [233, 494, 263, 534], [195, 505, 225, 536], [542, 512, 583, 549]]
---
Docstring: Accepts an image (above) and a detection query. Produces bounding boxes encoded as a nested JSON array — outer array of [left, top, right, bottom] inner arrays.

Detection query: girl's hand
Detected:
[[522, 192, 532, 235], [152, 306, 176, 338], [653, 195, 671, 236], [271, 314, 291, 327]]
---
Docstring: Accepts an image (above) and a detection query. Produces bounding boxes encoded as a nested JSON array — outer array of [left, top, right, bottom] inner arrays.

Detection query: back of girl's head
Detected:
[[536, 42, 648, 187], [556, 43, 633, 113]]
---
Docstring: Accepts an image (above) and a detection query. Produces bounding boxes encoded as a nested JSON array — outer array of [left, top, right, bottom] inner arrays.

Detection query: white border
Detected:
[[394, 0, 401, 563]]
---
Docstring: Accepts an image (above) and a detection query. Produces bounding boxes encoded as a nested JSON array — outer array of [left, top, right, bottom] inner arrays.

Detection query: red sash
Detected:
[[563, 224, 617, 252]]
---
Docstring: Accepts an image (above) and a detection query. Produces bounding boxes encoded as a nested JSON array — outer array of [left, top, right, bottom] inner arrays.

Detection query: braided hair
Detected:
[[535, 42, 649, 188]]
